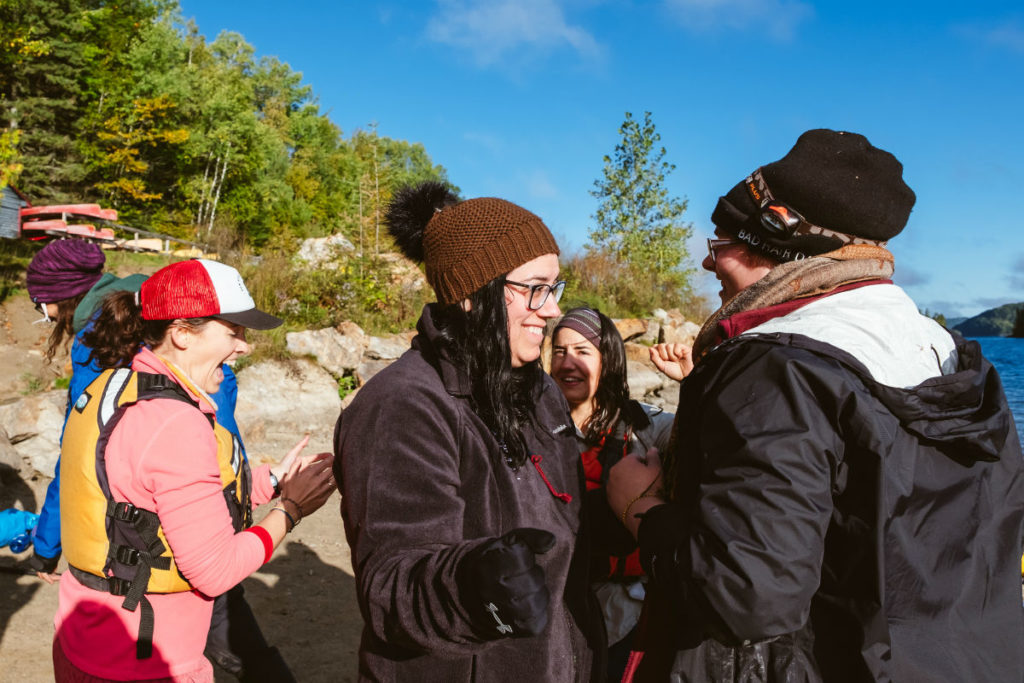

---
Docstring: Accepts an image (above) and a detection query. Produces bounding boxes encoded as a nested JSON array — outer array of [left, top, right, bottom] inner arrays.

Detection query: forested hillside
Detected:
[[953, 302, 1024, 337], [0, 0, 451, 249]]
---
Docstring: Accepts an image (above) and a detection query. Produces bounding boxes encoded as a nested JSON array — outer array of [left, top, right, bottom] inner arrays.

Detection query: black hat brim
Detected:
[[214, 308, 283, 330]]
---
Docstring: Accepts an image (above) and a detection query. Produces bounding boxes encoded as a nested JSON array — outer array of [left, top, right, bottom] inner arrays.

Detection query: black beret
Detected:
[[711, 129, 916, 262]]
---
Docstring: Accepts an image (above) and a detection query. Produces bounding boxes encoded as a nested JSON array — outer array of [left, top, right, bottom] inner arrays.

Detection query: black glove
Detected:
[[459, 527, 556, 639], [28, 550, 59, 574]]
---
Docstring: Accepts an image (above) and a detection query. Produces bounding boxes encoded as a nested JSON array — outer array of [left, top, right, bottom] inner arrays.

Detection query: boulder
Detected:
[[355, 360, 391, 386], [365, 334, 410, 361], [294, 234, 355, 269], [0, 391, 66, 477], [235, 359, 341, 461], [624, 342, 653, 364], [0, 426, 29, 479], [626, 361, 663, 401], [661, 319, 700, 345], [286, 327, 366, 377], [613, 318, 648, 342]]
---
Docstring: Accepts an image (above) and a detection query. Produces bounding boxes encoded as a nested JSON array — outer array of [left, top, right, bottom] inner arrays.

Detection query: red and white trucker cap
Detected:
[[140, 259, 282, 330]]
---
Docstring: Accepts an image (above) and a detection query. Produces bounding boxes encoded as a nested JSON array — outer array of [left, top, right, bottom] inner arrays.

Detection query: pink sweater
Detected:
[[55, 348, 274, 681]]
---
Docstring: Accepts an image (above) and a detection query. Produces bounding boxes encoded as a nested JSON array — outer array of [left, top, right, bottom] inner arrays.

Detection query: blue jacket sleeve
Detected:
[[34, 330, 102, 563]]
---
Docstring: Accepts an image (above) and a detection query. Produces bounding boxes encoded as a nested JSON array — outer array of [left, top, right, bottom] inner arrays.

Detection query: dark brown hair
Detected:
[[82, 290, 209, 368], [574, 310, 631, 445], [43, 293, 86, 363]]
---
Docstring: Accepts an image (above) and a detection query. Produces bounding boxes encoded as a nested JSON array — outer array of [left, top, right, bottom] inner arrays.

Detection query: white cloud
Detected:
[[957, 20, 1024, 54], [663, 0, 813, 41], [893, 264, 930, 287], [1010, 255, 1024, 291], [426, 0, 601, 66]]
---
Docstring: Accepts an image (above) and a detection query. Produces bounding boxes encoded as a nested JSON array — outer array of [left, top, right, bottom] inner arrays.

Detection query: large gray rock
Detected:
[[612, 318, 648, 342], [286, 326, 366, 377], [0, 391, 66, 476], [294, 234, 355, 269], [661, 319, 700, 345], [355, 360, 391, 386], [235, 359, 341, 462], [626, 361, 664, 401], [365, 334, 411, 361]]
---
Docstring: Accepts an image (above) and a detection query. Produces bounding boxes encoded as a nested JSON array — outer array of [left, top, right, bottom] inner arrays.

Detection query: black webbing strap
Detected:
[[137, 596, 155, 659], [101, 501, 174, 659]]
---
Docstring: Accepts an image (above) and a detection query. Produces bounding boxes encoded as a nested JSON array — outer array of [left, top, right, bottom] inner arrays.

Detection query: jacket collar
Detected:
[[132, 346, 217, 415], [412, 304, 473, 397]]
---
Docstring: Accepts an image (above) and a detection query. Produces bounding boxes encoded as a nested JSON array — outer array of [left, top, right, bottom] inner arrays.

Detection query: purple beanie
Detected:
[[26, 240, 105, 303]]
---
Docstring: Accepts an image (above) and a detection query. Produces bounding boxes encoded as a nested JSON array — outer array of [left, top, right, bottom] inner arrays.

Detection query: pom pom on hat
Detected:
[[385, 181, 560, 305]]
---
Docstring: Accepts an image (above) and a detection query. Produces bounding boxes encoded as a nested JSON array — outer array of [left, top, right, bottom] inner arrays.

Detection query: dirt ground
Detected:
[[0, 291, 364, 682]]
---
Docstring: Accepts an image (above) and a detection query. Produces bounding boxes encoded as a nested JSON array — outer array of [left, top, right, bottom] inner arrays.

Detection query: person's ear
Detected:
[[461, 298, 473, 312], [168, 323, 191, 351]]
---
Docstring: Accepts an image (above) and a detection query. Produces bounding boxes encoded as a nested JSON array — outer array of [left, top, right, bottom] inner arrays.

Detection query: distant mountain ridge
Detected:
[[953, 302, 1024, 337]]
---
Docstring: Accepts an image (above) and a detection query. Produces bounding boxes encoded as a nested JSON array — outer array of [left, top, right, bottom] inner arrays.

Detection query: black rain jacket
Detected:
[[634, 330, 1024, 682]]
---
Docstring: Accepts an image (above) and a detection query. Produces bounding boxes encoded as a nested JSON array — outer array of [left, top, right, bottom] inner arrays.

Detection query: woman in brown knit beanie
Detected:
[[334, 181, 602, 682]]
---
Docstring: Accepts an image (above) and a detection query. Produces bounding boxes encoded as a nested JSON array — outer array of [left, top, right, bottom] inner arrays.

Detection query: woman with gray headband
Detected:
[[549, 307, 690, 681]]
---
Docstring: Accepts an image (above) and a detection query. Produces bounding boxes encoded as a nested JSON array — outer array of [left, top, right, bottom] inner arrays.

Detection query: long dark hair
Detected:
[[577, 309, 632, 445], [432, 277, 543, 469], [82, 290, 208, 368], [43, 293, 86, 363]]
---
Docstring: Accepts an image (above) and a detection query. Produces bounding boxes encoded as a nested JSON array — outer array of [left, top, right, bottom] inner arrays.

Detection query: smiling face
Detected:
[[503, 253, 561, 368], [551, 327, 602, 415], [159, 318, 251, 394], [703, 229, 775, 303]]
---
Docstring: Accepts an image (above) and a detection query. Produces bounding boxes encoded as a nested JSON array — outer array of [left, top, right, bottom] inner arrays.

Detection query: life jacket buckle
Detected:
[[112, 502, 141, 524], [114, 545, 140, 566], [108, 576, 132, 597]]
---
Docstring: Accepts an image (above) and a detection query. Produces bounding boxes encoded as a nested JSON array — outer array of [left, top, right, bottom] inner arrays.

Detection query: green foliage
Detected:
[[54, 375, 71, 390], [953, 302, 1024, 337], [20, 372, 43, 395], [337, 375, 357, 400], [584, 111, 697, 315], [238, 247, 429, 335], [561, 248, 710, 320], [0, 239, 39, 301], [1, 0, 451, 255], [0, 129, 23, 189], [920, 308, 947, 328]]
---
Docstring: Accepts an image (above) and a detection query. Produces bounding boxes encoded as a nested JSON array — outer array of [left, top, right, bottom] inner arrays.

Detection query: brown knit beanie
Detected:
[[387, 182, 559, 305]]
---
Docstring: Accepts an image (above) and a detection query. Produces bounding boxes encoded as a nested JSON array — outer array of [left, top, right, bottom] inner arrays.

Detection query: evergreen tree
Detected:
[[587, 111, 695, 308]]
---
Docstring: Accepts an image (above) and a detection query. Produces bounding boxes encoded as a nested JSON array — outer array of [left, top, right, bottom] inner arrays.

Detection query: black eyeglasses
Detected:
[[504, 279, 566, 311], [706, 238, 742, 266]]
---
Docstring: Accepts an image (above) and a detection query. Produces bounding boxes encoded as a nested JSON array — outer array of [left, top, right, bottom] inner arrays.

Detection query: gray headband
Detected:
[[554, 307, 602, 347]]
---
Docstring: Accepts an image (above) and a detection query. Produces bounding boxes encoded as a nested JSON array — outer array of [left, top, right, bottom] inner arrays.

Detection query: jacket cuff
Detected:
[[28, 550, 60, 574], [637, 502, 684, 581]]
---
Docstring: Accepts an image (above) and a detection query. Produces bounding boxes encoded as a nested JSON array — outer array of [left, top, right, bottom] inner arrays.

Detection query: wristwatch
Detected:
[[269, 472, 281, 496]]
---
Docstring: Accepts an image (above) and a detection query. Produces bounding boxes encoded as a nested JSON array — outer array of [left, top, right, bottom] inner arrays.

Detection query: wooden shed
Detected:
[[0, 185, 29, 239]]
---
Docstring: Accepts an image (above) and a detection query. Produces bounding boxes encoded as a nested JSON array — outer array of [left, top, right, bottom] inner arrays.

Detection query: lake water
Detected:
[[974, 337, 1024, 449]]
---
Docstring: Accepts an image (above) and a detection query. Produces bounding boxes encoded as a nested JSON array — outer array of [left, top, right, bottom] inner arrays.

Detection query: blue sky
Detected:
[[179, 0, 1024, 318]]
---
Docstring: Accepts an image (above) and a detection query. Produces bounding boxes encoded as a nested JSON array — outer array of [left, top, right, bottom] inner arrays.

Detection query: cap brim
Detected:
[[214, 309, 283, 330]]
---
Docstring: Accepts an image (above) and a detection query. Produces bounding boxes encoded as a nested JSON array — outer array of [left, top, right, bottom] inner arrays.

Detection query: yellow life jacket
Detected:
[[60, 367, 250, 658]]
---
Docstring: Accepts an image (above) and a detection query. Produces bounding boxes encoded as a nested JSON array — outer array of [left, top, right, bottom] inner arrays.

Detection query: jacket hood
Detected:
[[739, 285, 1016, 464], [868, 336, 1017, 463], [72, 272, 148, 333]]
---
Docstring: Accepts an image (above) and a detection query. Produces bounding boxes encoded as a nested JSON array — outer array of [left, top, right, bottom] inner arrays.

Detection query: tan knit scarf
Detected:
[[692, 244, 895, 361]]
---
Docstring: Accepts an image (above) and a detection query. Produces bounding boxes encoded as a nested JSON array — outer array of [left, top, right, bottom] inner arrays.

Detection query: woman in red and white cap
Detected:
[[52, 259, 336, 682]]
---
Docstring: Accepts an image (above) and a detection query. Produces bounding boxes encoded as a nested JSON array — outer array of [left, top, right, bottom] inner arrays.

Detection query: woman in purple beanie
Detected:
[[26, 239, 107, 362]]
